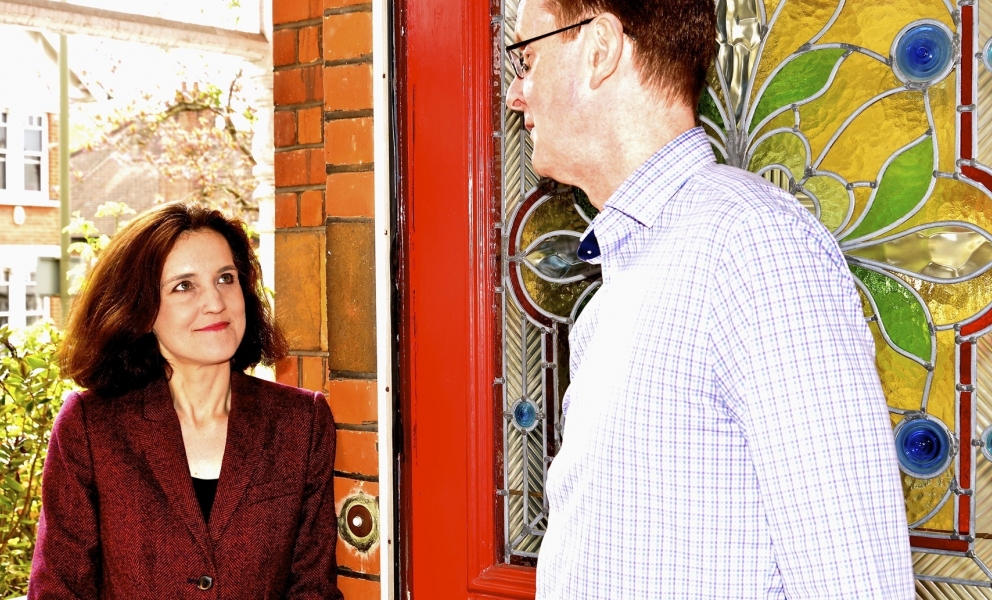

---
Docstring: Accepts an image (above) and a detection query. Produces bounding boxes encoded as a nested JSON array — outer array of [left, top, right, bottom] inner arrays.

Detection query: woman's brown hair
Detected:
[[60, 203, 288, 395]]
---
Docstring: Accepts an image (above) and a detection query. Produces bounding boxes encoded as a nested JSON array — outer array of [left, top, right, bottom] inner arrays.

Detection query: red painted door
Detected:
[[396, 0, 537, 597]]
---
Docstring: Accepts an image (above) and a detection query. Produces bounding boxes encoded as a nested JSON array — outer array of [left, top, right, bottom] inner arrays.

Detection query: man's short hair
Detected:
[[543, 0, 717, 107]]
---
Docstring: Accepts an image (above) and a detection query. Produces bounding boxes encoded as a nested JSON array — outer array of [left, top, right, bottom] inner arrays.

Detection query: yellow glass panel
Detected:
[[927, 329, 957, 429], [752, 109, 794, 142], [750, 1, 840, 113], [799, 53, 902, 162], [803, 175, 849, 231], [841, 186, 875, 239], [892, 269, 992, 327], [520, 190, 589, 248], [858, 288, 873, 318], [818, 0, 954, 58], [928, 77, 957, 174], [747, 131, 807, 179], [868, 321, 927, 412], [521, 269, 592, 318], [818, 91, 928, 183], [885, 177, 992, 240]]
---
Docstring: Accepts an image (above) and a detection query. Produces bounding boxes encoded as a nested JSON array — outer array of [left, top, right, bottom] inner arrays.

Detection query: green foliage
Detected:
[[0, 321, 77, 598]]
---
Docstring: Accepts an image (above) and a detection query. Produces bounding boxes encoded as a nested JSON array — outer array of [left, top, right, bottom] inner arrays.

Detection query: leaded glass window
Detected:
[[498, 0, 992, 591]]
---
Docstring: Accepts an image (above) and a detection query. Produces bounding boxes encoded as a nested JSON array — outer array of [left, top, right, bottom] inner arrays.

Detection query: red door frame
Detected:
[[395, 0, 537, 596]]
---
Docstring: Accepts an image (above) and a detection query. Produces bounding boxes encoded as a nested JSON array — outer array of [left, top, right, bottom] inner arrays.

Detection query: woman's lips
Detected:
[[196, 322, 230, 332]]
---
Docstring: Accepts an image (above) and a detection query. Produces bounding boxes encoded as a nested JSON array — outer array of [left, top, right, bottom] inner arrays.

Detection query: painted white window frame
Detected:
[[0, 245, 57, 329], [0, 108, 52, 207]]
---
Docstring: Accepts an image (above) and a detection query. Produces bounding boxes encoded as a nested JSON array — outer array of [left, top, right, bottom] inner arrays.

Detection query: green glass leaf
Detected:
[[747, 131, 807, 181], [698, 88, 725, 131], [850, 265, 931, 362], [843, 137, 934, 241], [750, 48, 847, 133]]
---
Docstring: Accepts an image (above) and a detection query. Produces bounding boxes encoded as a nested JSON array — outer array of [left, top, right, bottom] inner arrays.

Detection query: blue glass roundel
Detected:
[[984, 38, 992, 74], [893, 22, 953, 83], [894, 417, 952, 478], [982, 424, 992, 462], [512, 400, 538, 430]]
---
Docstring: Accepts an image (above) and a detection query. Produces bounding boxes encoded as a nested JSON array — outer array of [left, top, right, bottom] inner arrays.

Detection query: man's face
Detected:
[[506, 0, 583, 180]]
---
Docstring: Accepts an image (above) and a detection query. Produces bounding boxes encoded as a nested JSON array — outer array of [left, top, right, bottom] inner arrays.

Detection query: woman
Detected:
[[29, 203, 343, 599]]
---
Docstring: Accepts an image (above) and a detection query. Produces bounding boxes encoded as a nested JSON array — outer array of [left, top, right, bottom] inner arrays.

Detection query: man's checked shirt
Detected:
[[535, 127, 914, 599]]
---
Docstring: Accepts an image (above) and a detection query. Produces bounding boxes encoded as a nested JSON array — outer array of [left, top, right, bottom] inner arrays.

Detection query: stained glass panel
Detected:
[[498, 0, 992, 591]]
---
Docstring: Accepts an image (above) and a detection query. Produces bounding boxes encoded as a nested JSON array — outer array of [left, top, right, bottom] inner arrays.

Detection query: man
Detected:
[[505, 1, 915, 598]]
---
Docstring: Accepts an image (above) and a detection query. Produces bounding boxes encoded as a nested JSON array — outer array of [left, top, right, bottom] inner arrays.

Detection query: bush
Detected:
[[0, 322, 76, 598]]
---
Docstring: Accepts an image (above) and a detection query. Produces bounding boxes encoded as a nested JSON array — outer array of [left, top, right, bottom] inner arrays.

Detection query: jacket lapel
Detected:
[[140, 379, 213, 558], [209, 372, 268, 541]]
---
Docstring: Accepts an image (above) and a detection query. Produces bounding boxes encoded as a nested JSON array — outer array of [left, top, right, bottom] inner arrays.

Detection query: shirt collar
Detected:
[[601, 126, 716, 228]]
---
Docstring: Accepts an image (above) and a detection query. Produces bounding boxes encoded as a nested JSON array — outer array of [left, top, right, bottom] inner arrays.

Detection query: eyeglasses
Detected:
[[505, 17, 594, 79]]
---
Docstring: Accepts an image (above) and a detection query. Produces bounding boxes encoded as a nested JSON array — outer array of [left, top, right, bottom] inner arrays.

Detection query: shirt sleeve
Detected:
[[28, 392, 102, 600], [709, 207, 915, 599], [284, 392, 344, 600]]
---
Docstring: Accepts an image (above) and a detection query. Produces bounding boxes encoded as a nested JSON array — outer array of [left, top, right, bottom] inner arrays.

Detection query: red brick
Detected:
[[326, 379, 376, 425], [299, 26, 321, 64], [298, 107, 323, 145], [324, 0, 367, 9], [275, 231, 327, 351], [324, 117, 373, 165], [273, 0, 308, 25], [337, 575, 379, 599], [275, 150, 308, 187], [323, 12, 373, 61], [300, 190, 325, 227], [275, 192, 298, 228], [274, 110, 297, 148], [273, 65, 322, 106], [301, 356, 326, 393], [324, 64, 373, 112], [335, 430, 377, 476], [272, 29, 297, 67], [275, 356, 299, 386], [326, 171, 374, 218], [308, 149, 325, 184]]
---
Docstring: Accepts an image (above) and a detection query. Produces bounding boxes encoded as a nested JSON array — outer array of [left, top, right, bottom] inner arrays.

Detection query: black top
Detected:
[[191, 477, 219, 523]]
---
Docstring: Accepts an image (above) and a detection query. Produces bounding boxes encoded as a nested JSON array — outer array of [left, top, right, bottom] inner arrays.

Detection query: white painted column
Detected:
[[373, 0, 395, 594], [251, 0, 275, 381]]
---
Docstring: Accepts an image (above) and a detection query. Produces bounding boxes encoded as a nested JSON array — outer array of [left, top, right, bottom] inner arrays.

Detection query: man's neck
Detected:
[[579, 102, 697, 210]]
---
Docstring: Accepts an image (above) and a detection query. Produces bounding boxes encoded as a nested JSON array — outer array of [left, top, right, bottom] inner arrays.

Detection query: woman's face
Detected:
[[152, 229, 247, 371]]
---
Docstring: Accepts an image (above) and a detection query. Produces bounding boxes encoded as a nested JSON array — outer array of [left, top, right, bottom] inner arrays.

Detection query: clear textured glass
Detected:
[[24, 129, 42, 153], [24, 160, 41, 191]]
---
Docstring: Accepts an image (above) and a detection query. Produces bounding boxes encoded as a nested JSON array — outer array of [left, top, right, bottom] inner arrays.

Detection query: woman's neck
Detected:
[[168, 363, 233, 427]]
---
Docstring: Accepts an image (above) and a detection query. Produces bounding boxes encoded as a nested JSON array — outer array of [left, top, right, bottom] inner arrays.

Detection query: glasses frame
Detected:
[[505, 17, 594, 79]]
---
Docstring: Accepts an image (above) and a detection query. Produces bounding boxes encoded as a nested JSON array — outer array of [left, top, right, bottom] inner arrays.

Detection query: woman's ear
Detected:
[[588, 13, 626, 90]]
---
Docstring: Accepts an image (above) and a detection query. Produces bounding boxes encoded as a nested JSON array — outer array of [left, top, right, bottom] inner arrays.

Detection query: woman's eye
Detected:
[[218, 273, 236, 285], [173, 280, 192, 293]]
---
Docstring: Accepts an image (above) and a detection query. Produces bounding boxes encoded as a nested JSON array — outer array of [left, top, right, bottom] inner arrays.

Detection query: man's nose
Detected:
[[506, 75, 526, 112]]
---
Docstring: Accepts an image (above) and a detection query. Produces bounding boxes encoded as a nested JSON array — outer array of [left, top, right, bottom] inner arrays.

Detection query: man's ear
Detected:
[[587, 13, 625, 90]]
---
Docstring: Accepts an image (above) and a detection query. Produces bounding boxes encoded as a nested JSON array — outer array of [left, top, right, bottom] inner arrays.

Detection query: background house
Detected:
[[0, 25, 90, 328]]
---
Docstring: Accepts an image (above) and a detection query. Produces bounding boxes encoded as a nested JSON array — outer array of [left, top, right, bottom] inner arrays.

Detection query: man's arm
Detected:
[[709, 206, 915, 599]]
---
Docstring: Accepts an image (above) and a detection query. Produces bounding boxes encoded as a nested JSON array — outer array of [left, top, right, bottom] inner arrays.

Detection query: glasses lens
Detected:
[[507, 49, 524, 78]]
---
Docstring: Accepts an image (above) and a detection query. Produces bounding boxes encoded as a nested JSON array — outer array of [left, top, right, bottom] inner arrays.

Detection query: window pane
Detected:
[[24, 161, 41, 191], [24, 129, 42, 152], [26, 315, 40, 326], [0, 284, 7, 312], [25, 289, 38, 311], [0, 157, 5, 190], [0, 124, 6, 149]]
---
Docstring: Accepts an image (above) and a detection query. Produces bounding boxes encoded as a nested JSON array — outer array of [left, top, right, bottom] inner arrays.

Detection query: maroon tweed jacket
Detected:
[[28, 371, 344, 600]]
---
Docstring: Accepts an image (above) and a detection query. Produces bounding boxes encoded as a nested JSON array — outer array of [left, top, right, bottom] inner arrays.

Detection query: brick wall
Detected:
[[0, 205, 59, 246], [271, 0, 380, 597]]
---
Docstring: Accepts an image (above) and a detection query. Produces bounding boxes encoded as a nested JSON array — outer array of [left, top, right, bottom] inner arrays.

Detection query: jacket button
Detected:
[[196, 575, 213, 590]]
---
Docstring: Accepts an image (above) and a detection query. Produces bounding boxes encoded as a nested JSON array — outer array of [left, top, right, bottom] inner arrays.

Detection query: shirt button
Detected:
[[196, 575, 213, 590]]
